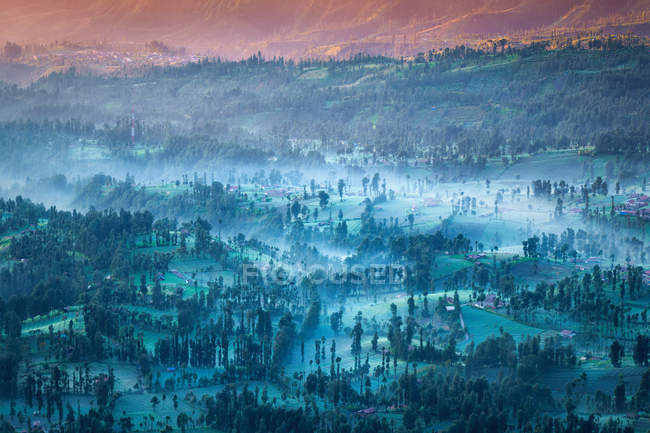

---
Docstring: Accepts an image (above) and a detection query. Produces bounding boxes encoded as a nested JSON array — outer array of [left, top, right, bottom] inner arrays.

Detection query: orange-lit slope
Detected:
[[0, 0, 647, 57]]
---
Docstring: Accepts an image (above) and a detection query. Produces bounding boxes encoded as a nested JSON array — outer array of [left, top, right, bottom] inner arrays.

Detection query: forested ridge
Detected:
[[0, 41, 648, 177]]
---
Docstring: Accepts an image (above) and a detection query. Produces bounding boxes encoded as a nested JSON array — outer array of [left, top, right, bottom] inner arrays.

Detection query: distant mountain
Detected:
[[0, 0, 648, 57]]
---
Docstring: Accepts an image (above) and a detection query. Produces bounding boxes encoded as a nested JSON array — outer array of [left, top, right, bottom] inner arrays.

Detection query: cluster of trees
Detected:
[[2, 41, 22, 59], [507, 265, 646, 326], [466, 333, 576, 376], [200, 383, 386, 433], [522, 225, 648, 268], [0, 198, 178, 316], [74, 174, 243, 228], [194, 365, 641, 433]]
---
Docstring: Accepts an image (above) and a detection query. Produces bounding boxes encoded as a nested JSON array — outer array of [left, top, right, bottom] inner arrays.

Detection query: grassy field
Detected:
[[461, 305, 543, 347], [430, 255, 474, 281], [508, 259, 583, 289]]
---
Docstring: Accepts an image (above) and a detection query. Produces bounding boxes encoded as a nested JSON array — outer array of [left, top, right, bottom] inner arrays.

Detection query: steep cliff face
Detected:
[[0, 0, 648, 57]]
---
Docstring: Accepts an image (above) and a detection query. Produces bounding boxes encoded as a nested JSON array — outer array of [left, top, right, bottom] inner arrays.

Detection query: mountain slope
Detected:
[[0, 0, 648, 57]]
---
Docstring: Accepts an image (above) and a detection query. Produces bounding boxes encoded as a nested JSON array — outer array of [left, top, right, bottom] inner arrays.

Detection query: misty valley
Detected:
[[0, 32, 649, 433]]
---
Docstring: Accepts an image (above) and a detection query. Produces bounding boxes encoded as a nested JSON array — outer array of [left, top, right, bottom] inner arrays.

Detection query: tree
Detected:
[[371, 173, 380, 196], [139, 274, 147, 298], [351, 312, 363, 356], [362, 177, 369, 196], [95, 374, 112, 408], [179, 232, 187, 254], [614, 376, 626, 411], [610, 340, 624, 367], [193, 217, 212, 254], [330, 311, 342, 335], [272, 312, 295, 368], [0, 419, 15, 433], [634, 369, 650, 410], [3, 42, 21, 59], [0, 352, 20, 399], [633, 334, 649, 367], [318, 191, 330, 209], [291, 200, 301, 219], [152, 278, 163, 307], [119, 416, 133, 433], [176, 412, 190, 433], [403, 405, 417, 430], [301, 289, 321, 335], [408, 296, 415, 316]]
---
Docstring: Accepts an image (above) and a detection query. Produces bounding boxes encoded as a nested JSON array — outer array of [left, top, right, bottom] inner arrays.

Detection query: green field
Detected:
[[461, 306, 543, 347]]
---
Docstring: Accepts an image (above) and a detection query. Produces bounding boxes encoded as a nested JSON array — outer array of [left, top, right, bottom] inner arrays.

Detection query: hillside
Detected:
[[0, 44, 647, 183], [0, 0, 648, 57]]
